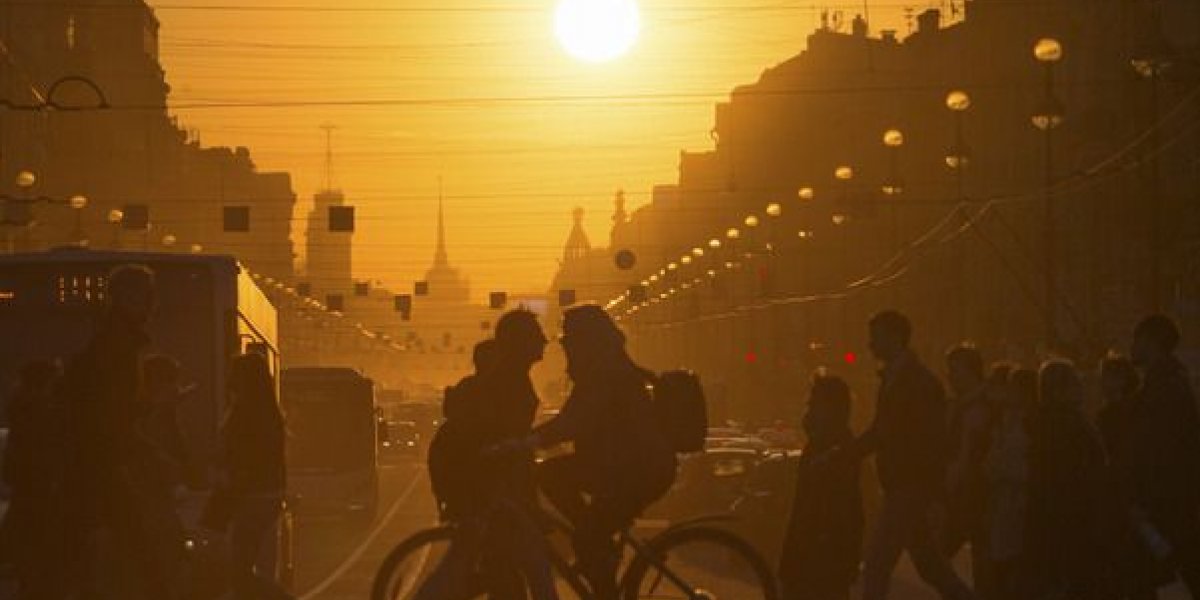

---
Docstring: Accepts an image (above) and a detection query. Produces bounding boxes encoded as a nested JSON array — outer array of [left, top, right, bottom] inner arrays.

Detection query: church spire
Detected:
[[434, 179, 448, 267], [563, 206, 592, 263]]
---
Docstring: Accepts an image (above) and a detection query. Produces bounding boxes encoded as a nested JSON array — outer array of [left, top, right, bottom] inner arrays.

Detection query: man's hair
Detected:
[[869, 310, 912, 346], [945, 343, 985, 381], [494, 308, 540, 345], [106, 264, 155, 304], [809, 372, 852, 426], [1135, 314, 1181, 354], [472, 339, 498, 373]]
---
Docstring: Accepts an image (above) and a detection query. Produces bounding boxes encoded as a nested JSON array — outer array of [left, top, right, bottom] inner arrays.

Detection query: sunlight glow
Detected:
[[554, 0, 640, 63]]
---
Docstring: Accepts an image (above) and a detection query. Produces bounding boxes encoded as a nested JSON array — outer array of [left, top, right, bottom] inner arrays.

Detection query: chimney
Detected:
[[917, 9, 941, 34], [852, 14, 868, 37]]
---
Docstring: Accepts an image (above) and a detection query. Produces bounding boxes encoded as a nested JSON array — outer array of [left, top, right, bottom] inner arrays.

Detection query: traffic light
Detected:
[[354, 281, 370, 297], [489, 291, 507, 310], [558, 289, 576, 307], [122, 204, 149, 230], [325, 294, 344, 312], [628, 284, 647, 303], [223, 205, 250, 232], [328, 205, 355, 232], [414, 281, 429, 296]]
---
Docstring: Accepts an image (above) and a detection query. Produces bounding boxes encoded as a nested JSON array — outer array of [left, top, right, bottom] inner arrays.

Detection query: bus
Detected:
[[0, 247, 291, 587], [281, 366, 379, 523]]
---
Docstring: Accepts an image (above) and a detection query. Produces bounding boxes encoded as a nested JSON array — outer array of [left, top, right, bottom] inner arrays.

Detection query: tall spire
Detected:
[[434, 177, 448, 267]]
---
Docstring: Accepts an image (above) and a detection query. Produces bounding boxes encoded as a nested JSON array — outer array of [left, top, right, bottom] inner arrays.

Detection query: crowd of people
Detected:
[[780, 310, 1200, 600], [2, 264, 292, 600], [3, 261, 1199, 600]]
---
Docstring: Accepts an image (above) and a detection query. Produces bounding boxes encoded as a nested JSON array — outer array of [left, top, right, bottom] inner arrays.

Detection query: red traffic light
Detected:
[[843, 351, 858, 364]]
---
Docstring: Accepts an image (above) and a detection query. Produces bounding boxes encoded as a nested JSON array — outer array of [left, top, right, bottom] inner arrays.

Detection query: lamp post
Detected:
[[69, 195, 88, 246], [944, 91, 971, 199], [107, 208, 124, 249], [1132, 26, 1171, 311], [882, 129, 905, 255], [1032, 37, 1065, 346]]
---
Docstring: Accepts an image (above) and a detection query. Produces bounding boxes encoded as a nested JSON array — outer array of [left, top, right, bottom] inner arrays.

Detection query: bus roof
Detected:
[[283, 366, 370, 381], [0, 247, 241, 271]]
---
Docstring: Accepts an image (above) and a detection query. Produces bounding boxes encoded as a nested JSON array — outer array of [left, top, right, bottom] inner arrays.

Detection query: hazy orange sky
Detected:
[[158, 0, 933, 299]]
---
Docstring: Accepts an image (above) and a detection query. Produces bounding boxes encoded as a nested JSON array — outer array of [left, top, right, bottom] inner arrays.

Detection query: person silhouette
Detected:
[[942, 343, 994, 596], [842, 310, 976, 600], [221, 352, 294, 600], [1026, 360, 1106, 599], [59, 263, 174, 599], [419, 310, 555, 600], [1126, 315, 1200, 597], [779, 372, 863, 600], [3, 359, 66, 599], [525, 305, 676, 600]]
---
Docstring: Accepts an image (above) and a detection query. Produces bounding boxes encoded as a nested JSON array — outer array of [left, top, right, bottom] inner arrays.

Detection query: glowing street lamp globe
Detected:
[[69, 195, 88, 210]]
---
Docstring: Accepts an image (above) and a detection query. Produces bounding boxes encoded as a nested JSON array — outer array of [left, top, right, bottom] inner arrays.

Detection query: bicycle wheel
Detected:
[[370, 525, 488, 600], [621, 525, 780, 600]]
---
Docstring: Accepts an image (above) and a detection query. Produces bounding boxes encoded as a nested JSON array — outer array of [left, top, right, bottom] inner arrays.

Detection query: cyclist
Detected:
[[518, 304, 677, 600], [420, 309, 558, 600]]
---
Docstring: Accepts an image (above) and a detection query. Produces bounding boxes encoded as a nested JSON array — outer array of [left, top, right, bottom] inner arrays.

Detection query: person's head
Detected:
[[494, 309, 547, 366], [560, 304, 626, 378], [868, 310, 911, 363], [1100, 352, 1139, 404], [105, 264, 156, 326], [227, 352, 279, 421], [803, 371, 852, 442], [1039, 359, 1083, 409], [472, 339, 498, 374], [1131, 314, 1181, 366], [143, 354, 181, 397], [945, 343, 985, 397]]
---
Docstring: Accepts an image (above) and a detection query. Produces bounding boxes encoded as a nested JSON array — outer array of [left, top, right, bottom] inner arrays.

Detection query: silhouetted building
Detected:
[[0, 0, 296, 281]]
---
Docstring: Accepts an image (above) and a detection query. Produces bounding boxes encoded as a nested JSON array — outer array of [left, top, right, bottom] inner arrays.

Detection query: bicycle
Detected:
[[370, 497, 780, 600]]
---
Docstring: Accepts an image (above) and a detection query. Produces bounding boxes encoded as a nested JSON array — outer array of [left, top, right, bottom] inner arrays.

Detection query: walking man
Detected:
[[845, 310, 976, 600]]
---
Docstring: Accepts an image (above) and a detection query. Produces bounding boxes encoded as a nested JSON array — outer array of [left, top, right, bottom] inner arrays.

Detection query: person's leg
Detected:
[[861, 495, 907, 600], [1151, 507, 1200, 598], [231, 498, 293, 600], [537, 457, 588, 525], [903, 499, 977, 600]]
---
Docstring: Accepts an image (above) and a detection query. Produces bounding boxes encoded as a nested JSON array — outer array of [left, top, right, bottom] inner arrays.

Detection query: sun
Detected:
[[554, 0, 641, 63]]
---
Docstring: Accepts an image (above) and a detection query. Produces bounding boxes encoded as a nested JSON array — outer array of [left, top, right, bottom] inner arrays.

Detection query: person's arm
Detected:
[[530, 389, 589, 447]]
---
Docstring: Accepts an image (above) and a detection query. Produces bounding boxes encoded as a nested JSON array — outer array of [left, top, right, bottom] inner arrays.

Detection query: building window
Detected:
[[66, 15, 76, 50]]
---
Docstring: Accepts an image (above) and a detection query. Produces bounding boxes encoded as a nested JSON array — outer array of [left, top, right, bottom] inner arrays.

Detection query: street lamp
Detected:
[[68, 194, 88, 245], [882, 128, 904, 196], [190, 243, 204, 254], [107, 208, 124, 248], [15, 171, 35, 189], [692, 247, 704, 257], [1033, 36, 1065, 345], [765, 203, 782, 217], [744, 215, 760, 228], [162, 234, 177, 248], [1131, 26, 1172, 311], [797, 187, 815, 201], [726, 228, 740, 240], [708, 238, 721, 249], [945, 91, 971, 182]]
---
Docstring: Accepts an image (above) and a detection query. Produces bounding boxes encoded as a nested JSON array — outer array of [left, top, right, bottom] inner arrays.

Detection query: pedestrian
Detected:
[[220, 352, 294, 600], [419, 310, 556, 600], [1026, 360, 1106, 599], [942, 344, 994, 596], [779, 372, 863, 600], [59, 263, 175, 599], [2, 359, 66, 599], [985, 367, 1034, 600], [524, 305, 677, 600], [1126, 315, 1200, 597], [1097, 353, 1164, 600], [842, 310, 976, 600]]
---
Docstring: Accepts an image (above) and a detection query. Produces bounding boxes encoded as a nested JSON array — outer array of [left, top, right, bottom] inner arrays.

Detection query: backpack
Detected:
[[427, 382, 483, 519], [652, 370, 708, 453]]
